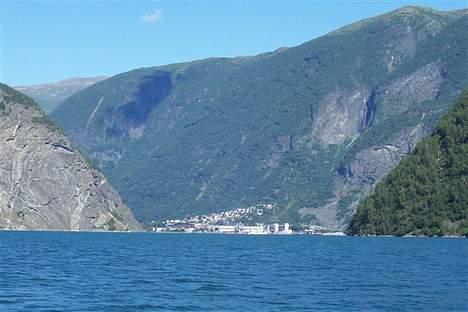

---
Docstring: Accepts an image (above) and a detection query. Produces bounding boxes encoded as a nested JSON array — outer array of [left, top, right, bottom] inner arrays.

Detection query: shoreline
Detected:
[[0, 228, 465, 238]]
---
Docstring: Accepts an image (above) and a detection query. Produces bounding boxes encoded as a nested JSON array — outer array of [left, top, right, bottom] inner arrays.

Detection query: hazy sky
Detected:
[[1, 0, 466, 85]]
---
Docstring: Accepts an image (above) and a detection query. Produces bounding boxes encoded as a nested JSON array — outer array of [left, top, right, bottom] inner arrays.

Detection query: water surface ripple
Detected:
[[0, 232, 466, 311]]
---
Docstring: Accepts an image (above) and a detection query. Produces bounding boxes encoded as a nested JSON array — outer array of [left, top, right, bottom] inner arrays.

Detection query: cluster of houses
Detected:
[[183, 203, 275, 225], [150, 204, 344, 235]]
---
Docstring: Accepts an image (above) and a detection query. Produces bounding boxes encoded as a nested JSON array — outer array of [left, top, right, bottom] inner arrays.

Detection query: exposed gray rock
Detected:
[[348, 124, 427, 185], [301, 63, 444, 228], [315, 119, 430, 228], [0, 85, 141, 231], [383, 25, 417, 72], [380, 62, 443, 114], [50, 7, 468, 226], [312, 88, 370, 145]]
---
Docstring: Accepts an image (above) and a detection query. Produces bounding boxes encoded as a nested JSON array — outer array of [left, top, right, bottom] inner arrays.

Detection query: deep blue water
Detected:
[[0, 232, 467, 311]]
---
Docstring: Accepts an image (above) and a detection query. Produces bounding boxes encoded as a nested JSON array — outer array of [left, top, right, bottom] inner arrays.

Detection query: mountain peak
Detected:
[[389, 5, 467, 19], [392, 5, 435, 14], [50, 6, 468, 226], [327, 5, 462, 38]]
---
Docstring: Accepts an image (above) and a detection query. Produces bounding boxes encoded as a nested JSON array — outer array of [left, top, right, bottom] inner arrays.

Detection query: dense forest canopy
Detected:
[[347, 90, 468, 236]]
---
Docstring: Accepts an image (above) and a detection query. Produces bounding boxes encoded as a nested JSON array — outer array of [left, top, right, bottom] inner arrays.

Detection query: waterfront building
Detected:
[[210, 225, 237, 234], [273, 223, 279, 233], [238, 224, 267, 235], [283, 223, 292, 234]]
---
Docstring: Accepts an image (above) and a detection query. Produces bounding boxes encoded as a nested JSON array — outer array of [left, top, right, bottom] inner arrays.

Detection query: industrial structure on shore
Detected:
[[152, 222, 292, 235], [208, 223, 292, 235]]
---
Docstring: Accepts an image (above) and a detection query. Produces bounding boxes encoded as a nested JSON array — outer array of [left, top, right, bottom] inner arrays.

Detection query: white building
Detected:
[[238, 224, 267, 235], [210, 225, 236, 234], [273, 223, 279, 233], [283, 223, 292, 234]]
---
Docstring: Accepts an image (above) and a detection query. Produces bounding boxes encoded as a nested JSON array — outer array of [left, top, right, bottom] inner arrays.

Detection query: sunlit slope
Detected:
[[347, 90, 468, 236], [52, 6, 468, 226]]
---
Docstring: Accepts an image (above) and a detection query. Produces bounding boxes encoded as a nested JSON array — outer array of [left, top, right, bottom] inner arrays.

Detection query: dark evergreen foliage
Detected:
[[0, 83, 63, 132], [0, 82, 41, 110], [347, 91, 468, 236]]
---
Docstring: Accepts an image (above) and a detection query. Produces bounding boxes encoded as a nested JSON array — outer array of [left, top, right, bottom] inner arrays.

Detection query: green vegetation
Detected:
[[0, 83, 41, 110], [0, 83, 63, 132], [0, 100, 7, 116], [51, 7, 468, 224], [31, 115, 64, 133], [105, 218, 117, 231], [347, 91, 468, 236], [16, 210, 25, 221]]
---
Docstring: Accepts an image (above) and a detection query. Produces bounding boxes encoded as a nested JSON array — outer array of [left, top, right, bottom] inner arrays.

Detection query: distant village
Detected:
[[150, 204, 345, 235]]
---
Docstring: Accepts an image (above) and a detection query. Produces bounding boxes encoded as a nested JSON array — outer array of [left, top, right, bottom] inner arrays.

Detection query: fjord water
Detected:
[[0, 233, 466, 311]]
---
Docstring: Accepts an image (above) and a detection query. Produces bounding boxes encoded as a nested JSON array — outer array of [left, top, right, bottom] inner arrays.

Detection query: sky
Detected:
[[1, 0, 466, 85]]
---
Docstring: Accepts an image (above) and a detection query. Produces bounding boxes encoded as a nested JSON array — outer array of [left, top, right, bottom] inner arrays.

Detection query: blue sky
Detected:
[[1, 0, 466, 85]]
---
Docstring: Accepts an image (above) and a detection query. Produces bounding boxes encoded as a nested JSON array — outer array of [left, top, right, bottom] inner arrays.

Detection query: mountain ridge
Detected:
[[51, 6, 468, 226], [16, 76, 107, 113]]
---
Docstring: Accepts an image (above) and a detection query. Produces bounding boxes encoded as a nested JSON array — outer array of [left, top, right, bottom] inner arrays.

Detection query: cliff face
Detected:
[[346, 91, 468, 236], [51, 7, 468, 227], [0, 84, 141, 231]]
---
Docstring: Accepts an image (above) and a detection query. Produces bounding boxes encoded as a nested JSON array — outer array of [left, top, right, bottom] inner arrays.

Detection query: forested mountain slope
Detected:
[[347, 91, 468, 236], [52, 6, 468, 226]]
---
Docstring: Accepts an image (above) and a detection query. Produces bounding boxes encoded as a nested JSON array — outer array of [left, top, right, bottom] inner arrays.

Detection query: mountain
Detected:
[[346, 91, 468, 236], [51, 6, 468, 227], [15, 76, 107, 113], [0, 83, 141, 231]]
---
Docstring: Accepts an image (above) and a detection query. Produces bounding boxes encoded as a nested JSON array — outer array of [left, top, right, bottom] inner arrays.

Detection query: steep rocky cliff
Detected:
[[0, 83, 141, 231], [51, 6, 468, 227], [347, 91, 468, 236]]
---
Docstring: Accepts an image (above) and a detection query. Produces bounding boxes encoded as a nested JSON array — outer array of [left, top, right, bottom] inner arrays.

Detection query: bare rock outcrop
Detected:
[[0, 84, 141, 231], [312, 88, 370, 145]]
